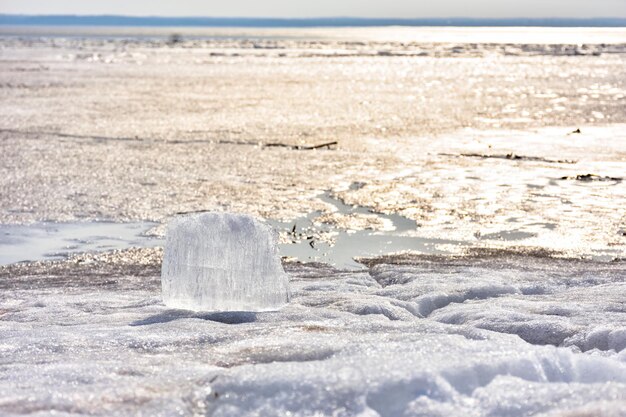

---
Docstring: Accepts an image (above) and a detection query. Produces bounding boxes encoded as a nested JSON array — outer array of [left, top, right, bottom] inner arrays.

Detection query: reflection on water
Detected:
[[0, 222, 162, 265], [1, 183, 623, 267], [268, 192, 469, 269]]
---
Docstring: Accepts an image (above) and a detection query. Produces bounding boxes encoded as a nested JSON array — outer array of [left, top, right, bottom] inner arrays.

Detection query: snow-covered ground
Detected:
[[1, 250, 625, 416]]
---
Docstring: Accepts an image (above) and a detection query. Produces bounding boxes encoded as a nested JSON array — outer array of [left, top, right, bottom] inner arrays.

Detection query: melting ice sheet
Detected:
[[0, 195, 469, 269], [0, 221, 162, 265], [0, 249, 625, 416], [268, 192, 469, 269]]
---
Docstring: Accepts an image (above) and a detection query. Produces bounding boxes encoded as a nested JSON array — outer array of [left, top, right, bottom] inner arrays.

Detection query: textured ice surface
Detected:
[[2, 39, 626, 259], [2, 33, 626, 261], [161, 213, 289, 312], [1, 249, 625, 416]]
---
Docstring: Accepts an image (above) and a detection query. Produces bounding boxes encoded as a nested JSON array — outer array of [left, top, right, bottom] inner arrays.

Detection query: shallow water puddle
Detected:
[[0, 193, 554, 267], [0, 221, 163, 265], [267, 192, 469, 269]]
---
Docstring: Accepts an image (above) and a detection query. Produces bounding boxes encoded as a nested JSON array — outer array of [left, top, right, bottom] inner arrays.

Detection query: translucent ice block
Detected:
[[161, 212, 290, 312]]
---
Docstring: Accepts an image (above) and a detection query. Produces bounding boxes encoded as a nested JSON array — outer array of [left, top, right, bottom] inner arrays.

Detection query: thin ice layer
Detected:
[[161, 213, 289, 311]]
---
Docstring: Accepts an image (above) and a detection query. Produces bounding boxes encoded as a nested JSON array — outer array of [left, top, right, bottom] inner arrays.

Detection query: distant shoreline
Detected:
[[1, 14, 626, 28]]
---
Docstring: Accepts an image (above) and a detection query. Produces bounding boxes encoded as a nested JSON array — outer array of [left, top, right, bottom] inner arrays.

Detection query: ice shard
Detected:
[[161, 212, 289, 312]]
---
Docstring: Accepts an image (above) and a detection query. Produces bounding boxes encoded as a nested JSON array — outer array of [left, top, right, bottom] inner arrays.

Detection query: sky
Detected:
[[1, 0, 625, 18]]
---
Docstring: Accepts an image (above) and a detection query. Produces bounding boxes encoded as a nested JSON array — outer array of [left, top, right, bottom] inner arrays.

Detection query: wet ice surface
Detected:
[[1, 34, 626, 259], [0, 221, 162, 265], [1, 249, 625, 416], [1, 124, 626, 266], [269, 192, 469, 268], [3, 26, 626, 56]]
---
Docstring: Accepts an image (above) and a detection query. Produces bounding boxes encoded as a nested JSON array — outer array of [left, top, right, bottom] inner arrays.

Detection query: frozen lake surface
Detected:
[[1, 27, 626, 415]]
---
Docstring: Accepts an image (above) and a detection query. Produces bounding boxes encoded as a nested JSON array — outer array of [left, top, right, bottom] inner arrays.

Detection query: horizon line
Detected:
[[1, 14, 626, 28]]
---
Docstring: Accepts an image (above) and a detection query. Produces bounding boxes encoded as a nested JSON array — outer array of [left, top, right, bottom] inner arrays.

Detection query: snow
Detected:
[[1, 249, 625, 416], [207, 344, 626, 417], [161, 213, 289, 312]]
